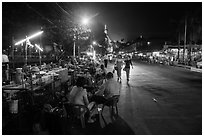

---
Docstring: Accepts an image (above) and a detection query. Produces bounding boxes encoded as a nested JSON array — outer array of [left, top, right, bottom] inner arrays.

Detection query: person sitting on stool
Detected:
[[90, 72, 120, 107], [68, 76, 96, 123]]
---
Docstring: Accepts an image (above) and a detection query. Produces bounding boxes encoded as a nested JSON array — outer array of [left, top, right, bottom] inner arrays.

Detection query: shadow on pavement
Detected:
[[100, 116, 135, 135], [88, 114, 135, 135], [67, 114, 135, 135]]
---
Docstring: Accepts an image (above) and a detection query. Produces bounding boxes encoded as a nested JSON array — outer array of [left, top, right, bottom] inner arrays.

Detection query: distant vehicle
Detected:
[[196, 59, 202, 69]]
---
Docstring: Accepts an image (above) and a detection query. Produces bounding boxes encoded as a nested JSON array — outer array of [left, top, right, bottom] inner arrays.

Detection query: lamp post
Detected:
[[25, 39, 29, 65], [73, 16, 92, 58], [73, 17, 90, 58], [183, 16, 187, 64], [15, 31, 43, 65], [92, 41, 96, 60], [73, 34, 76, 57], [35, 44, 43, 66]]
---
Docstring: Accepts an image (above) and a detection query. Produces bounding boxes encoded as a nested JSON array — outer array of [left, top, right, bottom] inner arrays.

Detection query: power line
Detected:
[[56, 3, 72, 17], [26, 4, 54, 25]]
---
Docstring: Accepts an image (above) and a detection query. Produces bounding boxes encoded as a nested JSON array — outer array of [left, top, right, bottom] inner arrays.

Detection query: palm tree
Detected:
[[172, 6, 201, 64]]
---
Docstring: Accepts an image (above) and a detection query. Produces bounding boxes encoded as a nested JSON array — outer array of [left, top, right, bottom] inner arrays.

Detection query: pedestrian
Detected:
[[104, 54, 108, 68], [123, 55, 133, 82], [115, 54, 123, 82]]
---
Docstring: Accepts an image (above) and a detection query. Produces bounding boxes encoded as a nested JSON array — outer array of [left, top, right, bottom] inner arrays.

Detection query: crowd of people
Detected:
[[64, 54, 133, 123], [3, 52, 134, 126]]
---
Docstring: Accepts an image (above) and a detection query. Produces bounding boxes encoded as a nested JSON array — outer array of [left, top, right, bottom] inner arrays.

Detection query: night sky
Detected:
[[2, 2, 201, 49], [76, 2, 201, 40]]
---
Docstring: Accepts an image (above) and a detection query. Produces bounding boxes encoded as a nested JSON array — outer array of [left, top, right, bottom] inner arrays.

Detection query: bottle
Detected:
[[9, 94, 18, 114]]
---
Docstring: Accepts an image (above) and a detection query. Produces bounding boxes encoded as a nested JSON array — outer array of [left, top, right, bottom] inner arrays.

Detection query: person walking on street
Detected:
[[104, 54, 108, 68], [115, 54, 123, 82], [124, 55, 133, 82]]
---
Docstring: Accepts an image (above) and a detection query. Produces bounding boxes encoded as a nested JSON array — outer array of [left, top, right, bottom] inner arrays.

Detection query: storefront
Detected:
[[162, 44, 202, 65]]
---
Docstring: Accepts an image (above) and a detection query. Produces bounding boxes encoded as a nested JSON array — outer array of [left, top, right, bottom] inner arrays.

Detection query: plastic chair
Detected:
[[101, 95, 120, 125], [64, 103, 88, 128]]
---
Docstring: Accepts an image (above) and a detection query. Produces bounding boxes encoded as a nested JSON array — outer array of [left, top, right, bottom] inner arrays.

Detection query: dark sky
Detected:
[[76, 2, 201, 41], [3, 2, 201, 45]]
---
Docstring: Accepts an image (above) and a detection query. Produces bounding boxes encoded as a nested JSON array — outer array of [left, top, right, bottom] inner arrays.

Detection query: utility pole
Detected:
[[183, 16, 187, 64], [40, 34, 42, 66], [25, 38, 28, 65], [178, 32, 180, 61], [12, 37, 15, 69], [78, 45, 80, 57], [73, 41, 76, 57], [73, 34, 76, 57]]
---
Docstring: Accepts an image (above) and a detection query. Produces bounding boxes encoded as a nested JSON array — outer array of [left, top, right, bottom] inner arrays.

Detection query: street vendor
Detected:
[[2, 51, 10, 83]]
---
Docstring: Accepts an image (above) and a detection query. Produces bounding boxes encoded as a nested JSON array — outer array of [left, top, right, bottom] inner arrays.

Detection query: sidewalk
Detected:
[[174, 63, 202, 73], [134, 59, 202, 73]]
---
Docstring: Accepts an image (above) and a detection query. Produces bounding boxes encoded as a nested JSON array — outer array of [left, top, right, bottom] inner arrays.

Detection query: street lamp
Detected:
[[15, 31, 43, 46], [92, 41, 97, 45], [35, 44, 43, 66], [35, 44, 43, 52], [14, 31, 43, 65], [92, 40, 103, 56], [92, 41, 96, 60], [73, 34, 76, 57], [82, 17, 90, 25], [73, 17, 91, 57], [147, 42, 151, 45]]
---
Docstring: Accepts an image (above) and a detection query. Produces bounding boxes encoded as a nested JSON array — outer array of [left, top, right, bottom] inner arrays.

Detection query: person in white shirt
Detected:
[[2, 54, 9, 63], [91, 72, 120, 104], [69, 77, 95, 123], [90, 72, 120, 122], [2, 53, 9, 82]]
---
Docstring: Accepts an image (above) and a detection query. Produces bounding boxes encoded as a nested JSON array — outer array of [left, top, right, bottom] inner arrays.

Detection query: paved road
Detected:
[[105, 60, 202, 135]]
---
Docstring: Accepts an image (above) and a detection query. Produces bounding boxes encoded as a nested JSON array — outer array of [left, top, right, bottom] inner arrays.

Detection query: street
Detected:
[[105, 60, 202, 135], [2, 2, 202, 135]]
